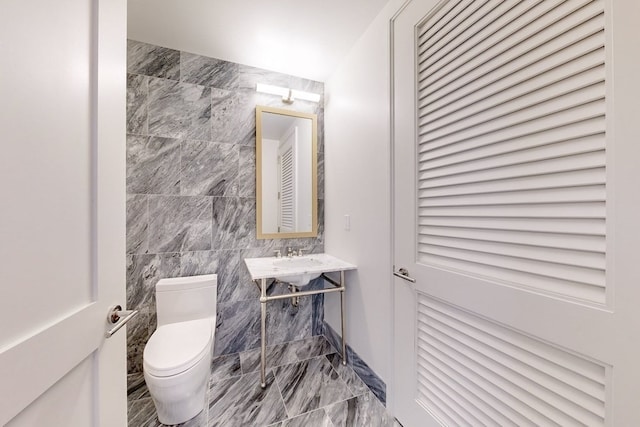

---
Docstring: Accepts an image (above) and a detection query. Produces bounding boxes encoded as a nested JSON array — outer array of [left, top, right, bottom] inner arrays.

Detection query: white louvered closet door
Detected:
[[278, 126, 298, 233], [392, 0, 640, 426]]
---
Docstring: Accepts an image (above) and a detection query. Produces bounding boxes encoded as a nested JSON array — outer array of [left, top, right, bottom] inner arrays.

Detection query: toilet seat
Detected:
[[144, 319, 212, 377]]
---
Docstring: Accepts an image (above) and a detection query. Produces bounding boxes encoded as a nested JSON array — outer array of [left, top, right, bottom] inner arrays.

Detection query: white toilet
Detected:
[[143, 274, 217, 425]]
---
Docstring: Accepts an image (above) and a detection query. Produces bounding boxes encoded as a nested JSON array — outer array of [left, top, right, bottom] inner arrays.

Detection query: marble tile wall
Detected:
[[125, 40, 325, 374]]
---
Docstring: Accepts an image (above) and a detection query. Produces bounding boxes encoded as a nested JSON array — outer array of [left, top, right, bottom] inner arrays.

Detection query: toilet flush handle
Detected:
[[105, 305, 139, 338]]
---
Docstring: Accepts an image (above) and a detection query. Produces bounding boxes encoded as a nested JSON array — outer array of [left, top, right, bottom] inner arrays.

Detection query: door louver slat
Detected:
[[280, 148, 295, 231], [417, 0, 606, 304], [416, 296, 606, 426]]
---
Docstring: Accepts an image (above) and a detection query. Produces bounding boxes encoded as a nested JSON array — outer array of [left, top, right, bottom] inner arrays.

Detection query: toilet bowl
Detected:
[[143, 274, 217, 425]]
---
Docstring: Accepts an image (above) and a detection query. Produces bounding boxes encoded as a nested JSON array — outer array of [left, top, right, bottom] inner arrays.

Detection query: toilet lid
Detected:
[[143, 319, 212, 377]]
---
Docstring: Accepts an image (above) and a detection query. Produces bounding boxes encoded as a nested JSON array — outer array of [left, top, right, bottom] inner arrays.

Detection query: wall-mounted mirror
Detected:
[[256, 106, 318, 239]]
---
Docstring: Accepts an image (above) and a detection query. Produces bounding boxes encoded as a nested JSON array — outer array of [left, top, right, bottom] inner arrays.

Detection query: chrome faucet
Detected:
[[287, 247, 294, 258]]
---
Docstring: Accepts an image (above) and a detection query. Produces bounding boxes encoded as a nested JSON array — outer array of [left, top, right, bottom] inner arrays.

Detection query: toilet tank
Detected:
[[155, 274, 217, 327]]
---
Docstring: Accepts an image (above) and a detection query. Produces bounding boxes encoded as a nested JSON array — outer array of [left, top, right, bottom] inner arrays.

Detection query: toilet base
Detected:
[[143, 345, 211, 425], [151, 385, 207, 425]]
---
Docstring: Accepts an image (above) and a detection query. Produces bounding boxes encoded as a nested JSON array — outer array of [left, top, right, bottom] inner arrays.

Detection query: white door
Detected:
[[392, 0, 640, 425], [0, 0, 127, 425], [278, 126, 298, 232]]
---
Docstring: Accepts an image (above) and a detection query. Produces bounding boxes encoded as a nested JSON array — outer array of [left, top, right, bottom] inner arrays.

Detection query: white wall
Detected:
[[294, 118, 313, 231], [324, 0, 405, 388]]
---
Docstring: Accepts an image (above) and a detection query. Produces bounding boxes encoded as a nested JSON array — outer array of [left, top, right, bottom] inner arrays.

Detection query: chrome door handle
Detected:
[[105, 305, 139, 338], [394, 267, 416, 283]]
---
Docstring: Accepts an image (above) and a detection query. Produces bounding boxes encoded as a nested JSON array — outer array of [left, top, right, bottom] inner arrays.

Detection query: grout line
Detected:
[[323, 407, 336, 427], [240, 334, 333, 374], [272, 367, 292, 422]]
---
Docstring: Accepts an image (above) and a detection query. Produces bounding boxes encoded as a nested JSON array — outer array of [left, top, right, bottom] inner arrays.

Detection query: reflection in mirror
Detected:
[[256, 106, 318, 239]]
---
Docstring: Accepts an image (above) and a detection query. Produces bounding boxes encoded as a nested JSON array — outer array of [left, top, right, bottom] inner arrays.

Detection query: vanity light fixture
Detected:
[[256, 83, 321, 104]]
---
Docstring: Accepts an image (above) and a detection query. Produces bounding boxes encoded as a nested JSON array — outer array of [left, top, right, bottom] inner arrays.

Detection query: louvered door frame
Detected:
[[392, 0, 640, 425]]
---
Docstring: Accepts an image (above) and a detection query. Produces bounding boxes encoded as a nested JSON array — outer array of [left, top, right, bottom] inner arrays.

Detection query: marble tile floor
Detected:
[[128, 335, 399, 427]]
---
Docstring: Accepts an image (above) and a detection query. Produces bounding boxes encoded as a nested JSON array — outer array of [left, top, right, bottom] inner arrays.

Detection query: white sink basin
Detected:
[[244, 253, 357, 287], [272, 257, 324, 286]]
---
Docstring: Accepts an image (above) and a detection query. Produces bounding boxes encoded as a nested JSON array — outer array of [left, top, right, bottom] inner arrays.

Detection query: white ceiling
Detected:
[[127, 0, 390, 82]]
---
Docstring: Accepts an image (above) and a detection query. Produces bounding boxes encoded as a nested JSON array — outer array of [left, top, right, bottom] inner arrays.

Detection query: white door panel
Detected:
[[6, 357, 96, 427], [392, 0, 640, 425], [0, 0, 127, 424]]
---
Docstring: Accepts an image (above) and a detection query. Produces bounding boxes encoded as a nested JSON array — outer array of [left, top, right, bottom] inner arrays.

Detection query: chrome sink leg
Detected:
[[260, 277, 267, 388], [340, 270, 347, 365]]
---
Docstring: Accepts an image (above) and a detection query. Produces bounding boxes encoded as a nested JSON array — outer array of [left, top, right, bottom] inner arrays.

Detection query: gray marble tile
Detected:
[[267, 408, 333, 427], [317, 153, 324, 200], [240, 335, 335, 375], [126, 252, 180, 374], [349, 348, 386, 406], [267, 281, 324, 344], [211, 88, 256, 145], [127, 40, 180, 80], [325, 391, 395, 427], [310, 276, 325, 337], [323, 322, 386, 405], [148, 78, 211, 140], [283, 323, 333, 362], [181, 140, 239, 196], [218, 250, 260, 303], [317, 107, 325, 154], [127, 373, 150, 401], [127, 194, 148, 254], [239, 344, 297, 376], [325, 353, 370, 397], [168, 410, 209, 427], [208, 370, 287, 427], [181, 52, 240, 89], [211, 197, 255, 250], [128, 397, 208, 427], [266, 282, 315, 346], [274, 356, 353, 418], [307, 243, 326, 255], [312, 292, 325, 337], [126, 253, 181, 309], [214, 298, 261, 356], [269, 239, 322, 255], [126, 135, 181, 195], [148, 196, 212, 253], [128, 397, 157, 427], [178, 249, 249, 305], [238, 248, 279, 285], [180, 250, 218, 276], [317, 199, 325, 245], [148, 308, 158, 340], [127, 73, 148, 135], [127, 308, 151, 375], [237, 146, 256, 198], [210, 353, 242, 383]]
